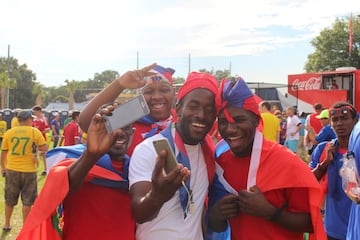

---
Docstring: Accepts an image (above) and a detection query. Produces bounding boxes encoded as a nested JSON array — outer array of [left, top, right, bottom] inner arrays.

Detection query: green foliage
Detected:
[[0, 57, 35, 109], [198, 68, 232, 83], [91, 70, 120, 88], [305, 16, 360, 72], [172, 76, 185, 85]]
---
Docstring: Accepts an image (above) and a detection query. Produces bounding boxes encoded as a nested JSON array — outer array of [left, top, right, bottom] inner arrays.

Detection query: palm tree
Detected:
[[32, 82, 45, 106], [0, 71, 17, 109], [65, 79, 82, 110]]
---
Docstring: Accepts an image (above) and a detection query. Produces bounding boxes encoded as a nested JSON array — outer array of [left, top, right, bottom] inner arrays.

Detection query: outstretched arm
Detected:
[[68, 103, 123, 194], [78, 63, 156, 132]]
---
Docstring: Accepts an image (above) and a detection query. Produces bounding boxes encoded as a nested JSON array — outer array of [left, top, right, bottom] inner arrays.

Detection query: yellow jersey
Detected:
[[2, 126, 47, 172]]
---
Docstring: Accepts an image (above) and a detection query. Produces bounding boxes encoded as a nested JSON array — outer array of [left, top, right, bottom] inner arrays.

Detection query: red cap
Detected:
[[177, 72, 218, 102]]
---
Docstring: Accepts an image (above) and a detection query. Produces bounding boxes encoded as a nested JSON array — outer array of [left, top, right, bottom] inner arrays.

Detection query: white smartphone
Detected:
[[104, 94, 150, 133], [153, 138, 178, 174]]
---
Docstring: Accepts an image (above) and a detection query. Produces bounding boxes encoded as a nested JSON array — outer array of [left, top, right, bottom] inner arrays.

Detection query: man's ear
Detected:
[[175, 100, 183, 115]]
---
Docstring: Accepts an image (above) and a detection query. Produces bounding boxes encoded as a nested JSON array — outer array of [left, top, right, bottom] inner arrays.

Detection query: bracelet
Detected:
[[269, 202, 288, 222]]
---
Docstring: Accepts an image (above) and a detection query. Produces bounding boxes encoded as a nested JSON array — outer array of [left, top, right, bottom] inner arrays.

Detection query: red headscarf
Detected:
[[217, 77, 263, 129], [177, 72, 218, 100]]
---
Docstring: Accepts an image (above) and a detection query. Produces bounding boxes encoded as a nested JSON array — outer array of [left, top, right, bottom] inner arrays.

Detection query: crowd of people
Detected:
[[0, 105, 83, 232], [0, 63, 359, 239]]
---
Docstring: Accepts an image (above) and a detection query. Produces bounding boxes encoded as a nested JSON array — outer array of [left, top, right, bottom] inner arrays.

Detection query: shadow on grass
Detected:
[[0, 229, 14, 240]]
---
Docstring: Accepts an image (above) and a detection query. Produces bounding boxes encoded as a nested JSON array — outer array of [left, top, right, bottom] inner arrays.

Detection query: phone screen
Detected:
[[104, 95, 150, 133], [153, 139, 178, 173]]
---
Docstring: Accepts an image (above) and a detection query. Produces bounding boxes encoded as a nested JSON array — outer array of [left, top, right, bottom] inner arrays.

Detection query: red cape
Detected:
[[255, 141, 326, 240], [17, 159, 124, 240]]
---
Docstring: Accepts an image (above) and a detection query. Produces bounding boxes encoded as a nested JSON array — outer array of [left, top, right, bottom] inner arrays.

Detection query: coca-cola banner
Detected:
[[288, 73, 348, 108], [288, 73, 322, 92], [288, 70, 360, 111]]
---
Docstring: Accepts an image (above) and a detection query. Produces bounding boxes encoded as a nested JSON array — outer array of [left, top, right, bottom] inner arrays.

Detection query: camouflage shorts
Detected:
[[4, 169, 37, 206]]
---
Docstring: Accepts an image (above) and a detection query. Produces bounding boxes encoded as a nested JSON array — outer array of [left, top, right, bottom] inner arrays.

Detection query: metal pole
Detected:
[[136, 51, 139, 69], [188, 53, 191, 74], [6, 45, 10, 109], [229, 61, 232, 76]]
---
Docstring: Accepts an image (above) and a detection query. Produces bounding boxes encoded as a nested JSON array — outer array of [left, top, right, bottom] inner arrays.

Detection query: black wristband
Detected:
[[269, 202, 288, 222]]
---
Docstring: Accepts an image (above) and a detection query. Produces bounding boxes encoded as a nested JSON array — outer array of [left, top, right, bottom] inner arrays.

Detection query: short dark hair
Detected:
[[314, 103, 323, 110], [17, 110, 33, 121], [72, 110, 80, 120], [260, 101, 271, 111]]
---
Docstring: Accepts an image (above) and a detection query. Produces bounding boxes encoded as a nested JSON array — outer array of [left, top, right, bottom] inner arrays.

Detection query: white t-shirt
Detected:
[[129, 134, 209, 240], [286, 115, 302, 140]]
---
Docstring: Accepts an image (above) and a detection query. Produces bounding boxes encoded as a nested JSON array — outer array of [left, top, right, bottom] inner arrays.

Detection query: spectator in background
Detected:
[[58, 112, 72, 147], [307, 109, 336, 150], [271, 104, 280, 114], [297, 111, 307, 162], [305, 103, 323, 155], [0, 114, 8, 147], [275, 110, 287, 145], [308, 102, 358, 240], [11, 110, 20, 128], [50, 112, 61, 148], [330, 79, 339, 90], [63, 111, 72, 128], [259, 101, 280, 143], [32, 105, 49, 176], [63, 111, 81, 146], [285, 106, 302, 154], [1, 110, 48, 232], [32, 105, 50, 140]]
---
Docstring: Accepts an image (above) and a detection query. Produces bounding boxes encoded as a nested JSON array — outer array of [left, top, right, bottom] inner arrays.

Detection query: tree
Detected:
[[0, 71, 16, 109], [32, 82, 45, 106], [305, 16, 360, 72], [88, 70, 120, 89], [198, 68, 231, 83], [0, 57, 36, 109], [172, 76, 184, 85], [65, 79, 83, 110]]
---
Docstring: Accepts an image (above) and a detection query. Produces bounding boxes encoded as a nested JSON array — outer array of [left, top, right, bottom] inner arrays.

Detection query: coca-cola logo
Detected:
[[291, 77, 322, 91]]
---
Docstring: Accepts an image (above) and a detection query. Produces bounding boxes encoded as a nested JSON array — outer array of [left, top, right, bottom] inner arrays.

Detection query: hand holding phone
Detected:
[[153, 139, 178, 174], [103, 95, 150, 133]]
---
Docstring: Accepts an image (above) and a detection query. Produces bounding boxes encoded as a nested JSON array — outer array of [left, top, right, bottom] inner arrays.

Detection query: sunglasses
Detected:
[[329, 106, 354, 117]]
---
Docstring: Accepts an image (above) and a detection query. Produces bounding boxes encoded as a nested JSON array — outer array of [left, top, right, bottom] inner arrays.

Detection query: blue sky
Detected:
[[0, 0, 359, 87]]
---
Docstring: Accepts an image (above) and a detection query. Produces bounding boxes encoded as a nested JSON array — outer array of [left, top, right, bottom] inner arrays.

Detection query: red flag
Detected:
[[349, 13, 353, 56]]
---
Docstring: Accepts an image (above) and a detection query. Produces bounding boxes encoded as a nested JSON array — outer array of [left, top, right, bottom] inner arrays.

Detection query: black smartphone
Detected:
[[153, 138, 178, 174], [103, 95, 150, 133]]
